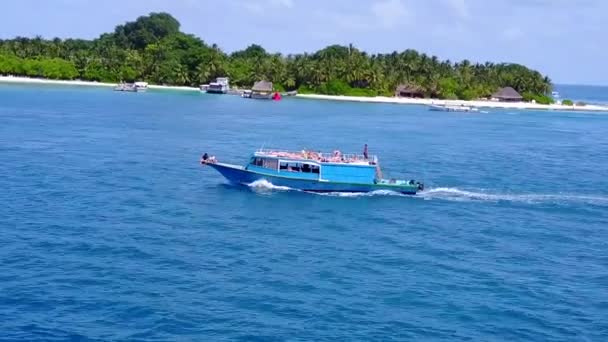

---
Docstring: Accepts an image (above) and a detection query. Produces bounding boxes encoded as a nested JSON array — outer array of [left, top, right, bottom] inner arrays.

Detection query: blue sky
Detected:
[[2, 0, 607, 85]]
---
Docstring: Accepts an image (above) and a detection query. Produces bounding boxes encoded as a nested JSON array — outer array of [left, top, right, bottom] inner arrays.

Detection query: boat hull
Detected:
[[251, 93, 273, 100], [429, 104, 478, 112], [205, 163, 419, 194]]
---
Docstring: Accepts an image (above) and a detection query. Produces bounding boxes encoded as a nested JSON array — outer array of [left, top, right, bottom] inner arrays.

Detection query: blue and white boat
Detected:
[[429, 104, 479, 112], [205, 77, 230, 94], [200, 148, 424, 194]]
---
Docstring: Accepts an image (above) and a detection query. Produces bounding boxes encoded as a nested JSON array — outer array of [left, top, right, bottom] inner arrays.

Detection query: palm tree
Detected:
[[175, 64, 189, 85], [196, 62, 210, 84]]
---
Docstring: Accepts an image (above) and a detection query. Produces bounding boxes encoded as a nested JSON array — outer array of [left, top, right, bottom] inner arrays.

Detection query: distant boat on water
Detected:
[[551, 91, 562, 104], [114, 81, 148, 92], [204, 77, 229, 94], [428, 104, 479, 112]]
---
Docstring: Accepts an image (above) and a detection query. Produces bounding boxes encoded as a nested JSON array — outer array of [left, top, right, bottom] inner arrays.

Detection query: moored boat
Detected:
[[429, 104, 479, 112], [200, 148, 424, 194], [114, 81, 148, 92], [134, 81, 148, 92], [206, 77, 230, 94], [114, 82, 137, 92]]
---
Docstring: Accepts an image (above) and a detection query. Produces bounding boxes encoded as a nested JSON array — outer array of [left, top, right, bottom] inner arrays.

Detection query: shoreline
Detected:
[[1, 75, 607, 112], [296, 94, 608, 112], [0, 75, 200, 92]]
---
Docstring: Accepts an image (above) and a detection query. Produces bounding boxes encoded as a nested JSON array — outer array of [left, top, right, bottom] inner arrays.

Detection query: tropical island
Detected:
[[0, 12, 559, 104]]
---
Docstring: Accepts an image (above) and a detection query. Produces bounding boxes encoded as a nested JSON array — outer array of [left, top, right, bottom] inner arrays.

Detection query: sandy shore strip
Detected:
[[0, 76, 200, 92], [296, 94, 608, 112]]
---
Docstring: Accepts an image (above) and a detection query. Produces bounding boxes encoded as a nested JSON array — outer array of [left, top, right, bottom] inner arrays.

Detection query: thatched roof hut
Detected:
[[492, 87, 523, 102], [252, 80, 273, 92], [395, 84, 424, 98]]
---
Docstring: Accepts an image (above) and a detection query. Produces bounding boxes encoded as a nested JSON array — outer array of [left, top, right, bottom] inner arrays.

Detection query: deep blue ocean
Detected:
[[554, 84, 608, 105], [1, 84, 607, 341]]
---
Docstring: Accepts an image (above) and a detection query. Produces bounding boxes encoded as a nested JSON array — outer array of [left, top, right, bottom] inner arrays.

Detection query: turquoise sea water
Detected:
[[554, 84, 608, 104], [1, 84, 608, 341]]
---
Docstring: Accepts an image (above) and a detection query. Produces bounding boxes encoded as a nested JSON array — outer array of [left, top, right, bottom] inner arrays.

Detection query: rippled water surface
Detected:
[[1, 84, 607, 341]]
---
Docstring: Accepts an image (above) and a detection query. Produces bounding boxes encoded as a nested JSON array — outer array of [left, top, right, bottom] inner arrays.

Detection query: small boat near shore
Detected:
[[205, 77, 230, 94], [114, 81, 148, 92], [429, 104, 479, 112], [200, 147, 424, 194]]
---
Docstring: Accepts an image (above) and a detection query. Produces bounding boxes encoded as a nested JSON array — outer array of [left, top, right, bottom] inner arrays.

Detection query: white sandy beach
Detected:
[[2, 75, 606, 112], [296, 94, 608, 112], [0, 75, 200, 92]]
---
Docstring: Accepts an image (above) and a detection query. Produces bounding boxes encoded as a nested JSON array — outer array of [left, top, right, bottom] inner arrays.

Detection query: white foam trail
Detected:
[[246, 179, 292, 191], [420, 187, 608, 206], [312, 190, 405, 198], [244, 181, 608, 206], [245, 180, 405, 197]]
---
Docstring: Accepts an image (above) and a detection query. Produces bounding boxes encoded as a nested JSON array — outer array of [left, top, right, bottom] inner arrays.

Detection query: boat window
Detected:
[[250, 157, 278, 169], [262, 158, 278, 170], [279, 162, 320, 174]]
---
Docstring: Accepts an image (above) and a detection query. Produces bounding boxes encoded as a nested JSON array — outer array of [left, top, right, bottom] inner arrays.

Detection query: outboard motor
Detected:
[[409, 179, 424, 191]]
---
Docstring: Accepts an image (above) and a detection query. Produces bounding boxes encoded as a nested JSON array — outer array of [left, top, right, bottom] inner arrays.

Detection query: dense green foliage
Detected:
[[522, 92, 554, 105], [0, 13, 552, 99], [562, 99, 573, 106]]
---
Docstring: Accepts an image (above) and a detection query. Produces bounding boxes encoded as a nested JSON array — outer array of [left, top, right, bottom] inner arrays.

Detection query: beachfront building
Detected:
[[492, 87, 523, 102], [251, 80, 273, 99], [395, 84, 424, 98]]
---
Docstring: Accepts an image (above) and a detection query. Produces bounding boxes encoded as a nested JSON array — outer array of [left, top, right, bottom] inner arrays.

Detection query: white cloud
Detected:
[[332, 13, 373, 31], [313, 0, 409, 33], [371, 0, 409, 29], [502, 27, 523, 41], [243, 2, 264, 14], [444, 0, 469, 19], [242, 0, 294, 14], [270, 0, 294, 8]]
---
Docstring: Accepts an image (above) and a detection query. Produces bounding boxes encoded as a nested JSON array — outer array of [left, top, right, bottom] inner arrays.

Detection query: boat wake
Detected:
[[246, 179, 292, 191], [245, 180, 406, 197], [243, 180, 608, 206], [419, 187, 608, 206], [312, 190, 406, 198]]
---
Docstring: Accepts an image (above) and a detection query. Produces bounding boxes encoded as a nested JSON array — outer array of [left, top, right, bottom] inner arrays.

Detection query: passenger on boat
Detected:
[[328, 150, 340, 163], [363, 144, 368, 160]]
